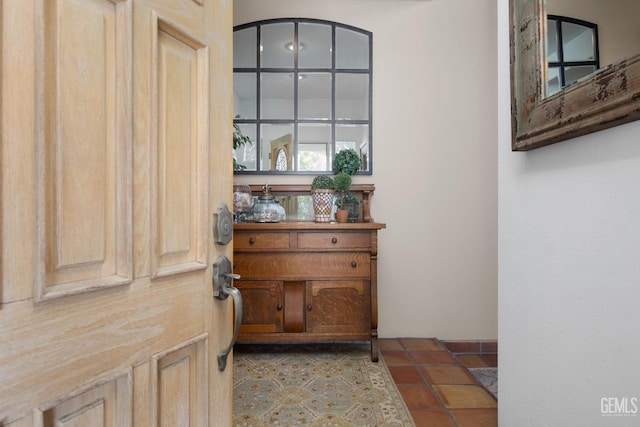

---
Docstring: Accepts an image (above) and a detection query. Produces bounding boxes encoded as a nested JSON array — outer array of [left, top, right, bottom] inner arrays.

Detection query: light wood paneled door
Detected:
[[0, 0, 234, 425]]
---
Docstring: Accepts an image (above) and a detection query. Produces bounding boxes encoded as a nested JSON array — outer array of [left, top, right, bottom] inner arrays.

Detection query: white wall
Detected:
[[234, 0, 498, 340], [498, 0, 640, 425]]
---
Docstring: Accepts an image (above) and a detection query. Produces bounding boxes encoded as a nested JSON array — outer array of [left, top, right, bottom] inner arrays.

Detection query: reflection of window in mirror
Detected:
[[546, 16, 599, 96], [233, 19, 372, 174]]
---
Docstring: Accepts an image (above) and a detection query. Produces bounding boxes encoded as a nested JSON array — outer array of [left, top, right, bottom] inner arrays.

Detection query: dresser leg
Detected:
[[370, 332, 378, 362]]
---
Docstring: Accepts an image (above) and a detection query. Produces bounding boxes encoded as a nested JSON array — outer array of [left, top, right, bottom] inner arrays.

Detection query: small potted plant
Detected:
[[333, 171, 352, 223], [332, 148, 361, 222], [310, 175, 335, 222], [342, 193, 361, 223]]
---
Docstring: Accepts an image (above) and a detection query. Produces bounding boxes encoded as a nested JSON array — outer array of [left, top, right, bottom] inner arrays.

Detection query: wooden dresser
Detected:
[[233, 221, 386, 361]]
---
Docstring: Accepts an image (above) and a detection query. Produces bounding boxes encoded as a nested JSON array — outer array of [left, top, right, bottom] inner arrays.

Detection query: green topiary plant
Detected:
[[333, 171, 352, 209], [310, 175, 335, 222], [311, 175, 335, 190], [333, 148, 361, 176]]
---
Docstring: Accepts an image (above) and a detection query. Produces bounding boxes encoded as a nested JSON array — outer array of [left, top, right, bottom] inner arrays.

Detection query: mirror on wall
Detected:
[[233, 19, 373, 174], [545, 0, 640, 96], [510, 0, 640, 150]]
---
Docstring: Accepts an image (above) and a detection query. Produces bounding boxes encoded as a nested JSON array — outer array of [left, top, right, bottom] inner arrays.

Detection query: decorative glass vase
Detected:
[[232, 183, 254, 223], [253, 184, 285, 223]]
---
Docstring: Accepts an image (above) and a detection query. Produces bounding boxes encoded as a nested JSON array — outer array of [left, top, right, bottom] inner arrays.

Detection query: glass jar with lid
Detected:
[[253, 184, 285, 223]]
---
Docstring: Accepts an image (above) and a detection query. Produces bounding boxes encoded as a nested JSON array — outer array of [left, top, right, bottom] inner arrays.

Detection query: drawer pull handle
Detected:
[[277, 304, 283, 311], [331, 237, 338, 244], [249, 237, 256, 245], [351, 261, 357, 268], [307, 304, 312, 311]]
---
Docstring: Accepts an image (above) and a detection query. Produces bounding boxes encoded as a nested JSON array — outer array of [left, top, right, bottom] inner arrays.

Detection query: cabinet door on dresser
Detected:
[[305, 280, 371, 334], [237, 280, 283, 334]]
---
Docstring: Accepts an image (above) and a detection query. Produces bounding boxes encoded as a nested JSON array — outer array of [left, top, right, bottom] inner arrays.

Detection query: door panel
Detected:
[[153, 336, 208, 426], [38, 372, 132, 427], [153, 19, 208, 277], [0, 0, 233, 425], [36, 0, 132, 301]]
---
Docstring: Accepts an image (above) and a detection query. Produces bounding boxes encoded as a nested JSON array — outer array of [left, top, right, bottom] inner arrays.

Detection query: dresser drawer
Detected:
[[234, 231, 290, 250], [234, 252, 371, 279], [296, 232, 371, 250]]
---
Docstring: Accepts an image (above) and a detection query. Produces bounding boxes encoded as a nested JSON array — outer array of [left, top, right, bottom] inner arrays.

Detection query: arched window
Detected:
[[233, 19, 372, 174], [546, 15, 599, 96]]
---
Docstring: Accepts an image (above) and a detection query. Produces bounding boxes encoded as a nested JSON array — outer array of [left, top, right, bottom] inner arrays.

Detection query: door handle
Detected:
[[213, 256, 243, 372]]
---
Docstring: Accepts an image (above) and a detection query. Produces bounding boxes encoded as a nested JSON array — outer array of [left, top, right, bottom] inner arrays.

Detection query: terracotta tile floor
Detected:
[[380, 338, 498, 427]]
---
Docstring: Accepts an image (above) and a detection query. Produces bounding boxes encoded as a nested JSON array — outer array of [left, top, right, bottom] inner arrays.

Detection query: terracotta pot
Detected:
[[336, 209, 348, 223]]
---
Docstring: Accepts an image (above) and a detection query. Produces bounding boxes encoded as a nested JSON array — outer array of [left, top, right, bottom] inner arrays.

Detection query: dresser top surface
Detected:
[[233, 221, 386, 231]]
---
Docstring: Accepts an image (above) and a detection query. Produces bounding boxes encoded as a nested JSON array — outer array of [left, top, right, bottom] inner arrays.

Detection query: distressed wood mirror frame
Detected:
[[510, 0, 640, 151]]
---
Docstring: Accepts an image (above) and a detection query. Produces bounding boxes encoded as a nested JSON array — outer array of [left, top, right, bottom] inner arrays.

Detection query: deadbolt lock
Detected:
[[213, 204, 233, 245]]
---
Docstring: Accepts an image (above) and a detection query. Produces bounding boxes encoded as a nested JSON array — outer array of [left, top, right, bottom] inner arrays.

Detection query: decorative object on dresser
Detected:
[[310, 175, 335, 223], [342, 193, 361, 223], [333, 148, 362, 223], [245, 184, 376, 223], [252, 184, 285, 223], [333, 172, 352, 223], [232, 183, 254, 223]]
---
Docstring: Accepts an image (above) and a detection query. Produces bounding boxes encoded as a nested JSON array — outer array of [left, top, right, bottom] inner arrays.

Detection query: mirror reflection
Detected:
[[510, 0, 640, 150], [233, 19, 372, 174], [546, 16, 598, 95], [544, 0, 640, 97]]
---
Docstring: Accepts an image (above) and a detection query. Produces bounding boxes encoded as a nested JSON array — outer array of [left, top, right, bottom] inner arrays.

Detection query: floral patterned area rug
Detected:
[[233, 343, 415, 427], [469, 367, 498, 399]]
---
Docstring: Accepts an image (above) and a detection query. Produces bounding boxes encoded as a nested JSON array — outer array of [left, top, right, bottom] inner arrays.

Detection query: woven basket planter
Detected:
[[311, 189, 335, 222]]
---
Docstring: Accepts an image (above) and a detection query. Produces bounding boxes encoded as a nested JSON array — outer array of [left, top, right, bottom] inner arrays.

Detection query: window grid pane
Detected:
[[234, 19, 372, 174], [546, 15, 598, 93]]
